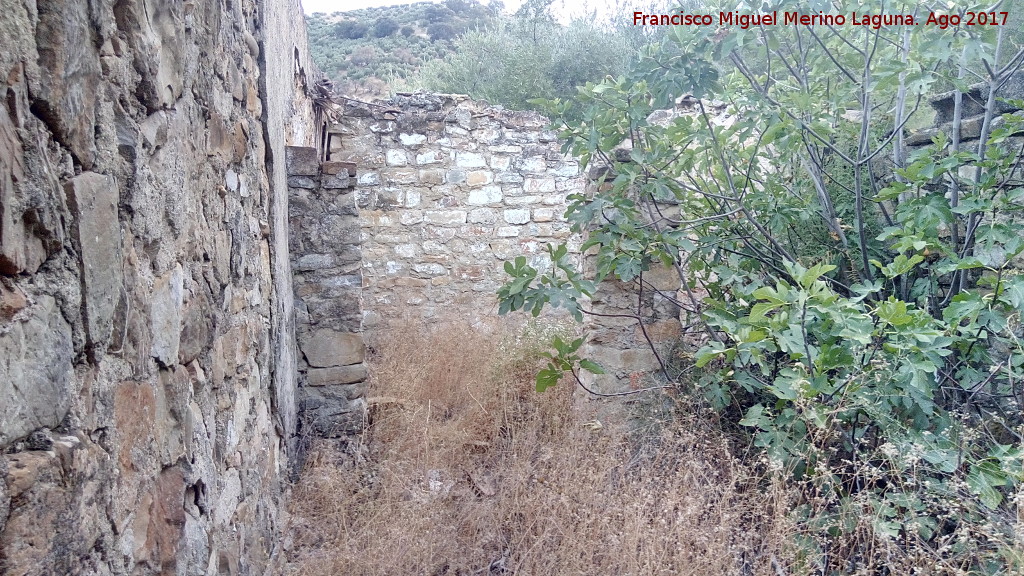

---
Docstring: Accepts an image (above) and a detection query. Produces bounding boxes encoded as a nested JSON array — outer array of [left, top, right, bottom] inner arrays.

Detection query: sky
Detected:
[[301, 0, 526, 15]]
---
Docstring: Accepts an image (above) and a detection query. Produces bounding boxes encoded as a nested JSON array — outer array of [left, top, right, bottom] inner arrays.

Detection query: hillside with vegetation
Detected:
[[306, 0, 669, 108], [305, 0, 500, 98]]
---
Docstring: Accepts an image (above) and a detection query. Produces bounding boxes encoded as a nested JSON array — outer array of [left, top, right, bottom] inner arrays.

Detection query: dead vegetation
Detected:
[[286, 320, 796, 576]]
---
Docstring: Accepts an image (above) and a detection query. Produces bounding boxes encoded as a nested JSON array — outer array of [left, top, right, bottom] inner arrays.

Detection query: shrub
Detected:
[[372, 16, 399, 38], [348, 46, 377, 67], [333, 20, 368, 40], [426, 22, 457, 42]]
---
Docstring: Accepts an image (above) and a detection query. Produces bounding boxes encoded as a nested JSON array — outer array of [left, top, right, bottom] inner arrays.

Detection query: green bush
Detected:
[[418, 17, 636, 116], [373, 17, 399, 38], [498, 0, 1024, 571], [333, 20, 368, 40], [426, 22, 457, 41]]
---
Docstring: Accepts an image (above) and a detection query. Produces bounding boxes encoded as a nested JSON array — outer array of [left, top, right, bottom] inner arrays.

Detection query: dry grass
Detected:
[[286, 320, 795, 576]]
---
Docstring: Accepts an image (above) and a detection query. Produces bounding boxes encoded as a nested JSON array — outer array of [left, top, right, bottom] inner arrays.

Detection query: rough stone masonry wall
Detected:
[[329, 93, 585, 328], [0, 0, 318, 573], [286, 147, 368, 439]]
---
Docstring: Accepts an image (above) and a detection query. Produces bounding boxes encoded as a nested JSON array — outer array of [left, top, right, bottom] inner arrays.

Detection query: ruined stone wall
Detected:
[[286, 147, 367, 439], [328, 93, 585, 328], [0, 0, 318, 573]]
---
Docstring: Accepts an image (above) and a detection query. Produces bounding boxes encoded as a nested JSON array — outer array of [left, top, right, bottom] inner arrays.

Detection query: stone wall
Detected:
[[580, 264, 683, 395], [0, 0, 319, 573], [286, 146, 368, 438], [328, 93, 586, 328]]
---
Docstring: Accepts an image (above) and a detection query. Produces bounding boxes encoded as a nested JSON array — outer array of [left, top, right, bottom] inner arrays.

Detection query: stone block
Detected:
[[422, 240, 446, 254], [416, 150, 442, 165], [395, 244, 418, 258], [294, 254, 336, 271], [0, 284, 28, 321], [399, 133, 427, 146], [0, 107, 48, 275], [385, 149, 408, 166], [305, 364, 368, 386], [387, 169, 418, 185], [455, 152, 486, 168], [424, 210, 467, 225], [505, 195, 541, 205], [299, 329, 365, 367], [65, 172, 122, 348], [466, 170, 494, 186], [495, 172, 524, 184], [497, 226, 521, 237], [468, 208, 498, 224], [552, 162, 580, 177], [414, 263, 447, 277], [226, 170, 239, 192], [636, 320, 682, 343], [140, 111, 169, 150], [474, 128, 500, 143], [556, 178, 584, 193], [150, 264, 184, 367], [298, 390, 366, 437], [489, 144, 522, 154], [358, 172, 381, 186], [468, 186, 502, 205], [400, 211, 424, 225], [446, 169, 467, 184], [645, 264, 681, 290], [533, 208, 556, 222], [33, 0, 100, 167], [287, 175, 317, 189], [504, 209, 530, 224], [327, 158, 360, 175], [525, 177, 557, 193], [419, 169, 444, 185], [490, 156, 512, 170], [322, 172, 350, 189], [0, 295, 74, 446], [178, 289, 212, 365], [286, 146, 319, 176], [519, 157, 547, 173]]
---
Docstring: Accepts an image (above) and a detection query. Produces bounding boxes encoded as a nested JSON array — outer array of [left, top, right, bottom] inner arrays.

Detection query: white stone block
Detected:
[[358, 172, 381, 186], [394, 244, 418, 258], [386, 149, 408, 166], [490, 156, 511, 171], [467, 186, 502, 205], [414, 263, 447, 277], [416, 150, 442, 165], [533, 208, 555, 222], [399, 211, 423, 225], [455, 152, 487, 168], [504, 209, 530, 224], [399, 133, 427, 146], [520, 157, 547, 173], [468, 208, 499, 224], [524, 177, 556, 193]]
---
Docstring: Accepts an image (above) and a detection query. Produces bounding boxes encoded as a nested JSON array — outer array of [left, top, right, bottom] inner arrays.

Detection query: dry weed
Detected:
[[287, 320, 795, 576]]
